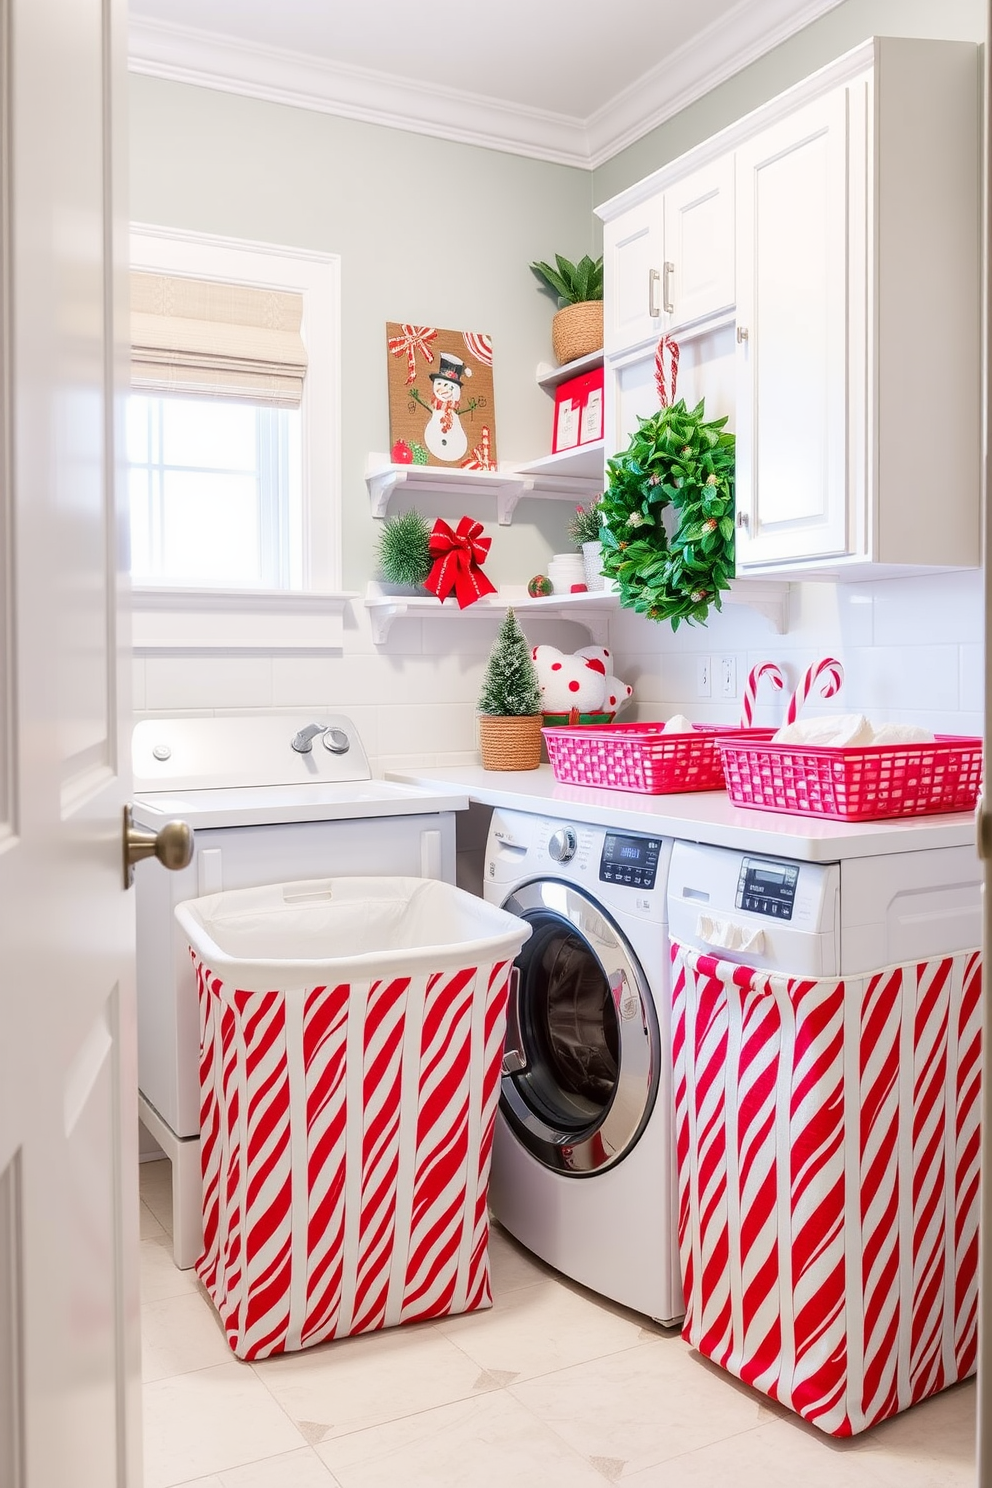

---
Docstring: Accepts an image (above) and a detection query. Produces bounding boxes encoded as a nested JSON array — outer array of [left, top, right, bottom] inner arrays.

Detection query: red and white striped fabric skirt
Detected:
[[670, 940, 982, 1435], [194, 956, 512, 1360]]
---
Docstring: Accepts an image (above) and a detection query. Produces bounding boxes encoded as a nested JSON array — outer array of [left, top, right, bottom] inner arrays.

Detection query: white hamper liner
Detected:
[[176, 876, 531, 1360]]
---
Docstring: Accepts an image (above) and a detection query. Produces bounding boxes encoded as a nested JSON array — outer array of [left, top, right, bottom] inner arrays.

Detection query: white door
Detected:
[[663, 155, 735, 332], [734, 88, 850, 569], [0, 0, 141, 1484]]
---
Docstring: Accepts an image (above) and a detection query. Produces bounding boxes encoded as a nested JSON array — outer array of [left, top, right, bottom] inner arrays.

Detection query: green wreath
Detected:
[[599, 397, 735, 630]]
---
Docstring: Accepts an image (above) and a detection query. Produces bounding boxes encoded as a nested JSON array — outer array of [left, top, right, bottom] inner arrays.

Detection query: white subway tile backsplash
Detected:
[[143, 655, 273, 711], [959, 645, 984, 715], [130, 573, 983, 751], [872, 570, 983, 646]]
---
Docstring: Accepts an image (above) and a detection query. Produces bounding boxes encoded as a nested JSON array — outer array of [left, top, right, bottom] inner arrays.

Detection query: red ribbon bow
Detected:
[[424, 516, 497, 609]]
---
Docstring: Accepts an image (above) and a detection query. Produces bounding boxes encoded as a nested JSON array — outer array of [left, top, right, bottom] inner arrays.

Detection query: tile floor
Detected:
[[139, 1159, 978, 1487]]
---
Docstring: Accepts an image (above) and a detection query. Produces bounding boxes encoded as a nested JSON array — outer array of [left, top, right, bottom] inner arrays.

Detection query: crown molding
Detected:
[[127, 17, 592, 168], [585, 0, 846, 166], [129, 0, 845, 171]]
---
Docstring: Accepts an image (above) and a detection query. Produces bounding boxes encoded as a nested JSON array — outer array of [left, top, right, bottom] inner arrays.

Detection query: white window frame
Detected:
[[128, 224, 350, 653]]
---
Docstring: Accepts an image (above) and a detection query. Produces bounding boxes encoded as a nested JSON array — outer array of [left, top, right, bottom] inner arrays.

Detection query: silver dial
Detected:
[[322, 727, 350, 754], [547, 827, 577, 863]]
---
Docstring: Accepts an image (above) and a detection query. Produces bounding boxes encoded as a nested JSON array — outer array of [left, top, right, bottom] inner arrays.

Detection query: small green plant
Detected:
[[478, 609, 541, 716], [567, 501, 604, 548], [599, 399, 735, 630], [530, 253, 604, 307], [376, 510, 432, 588]]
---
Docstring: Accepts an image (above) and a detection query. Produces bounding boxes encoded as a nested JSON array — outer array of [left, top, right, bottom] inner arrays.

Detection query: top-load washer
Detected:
[[132, 712, 467, 1268], [483, 806, 683, 1326]]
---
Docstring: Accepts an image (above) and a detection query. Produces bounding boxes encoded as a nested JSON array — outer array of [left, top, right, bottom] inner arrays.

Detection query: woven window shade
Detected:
[[131, 271, 307, 406]]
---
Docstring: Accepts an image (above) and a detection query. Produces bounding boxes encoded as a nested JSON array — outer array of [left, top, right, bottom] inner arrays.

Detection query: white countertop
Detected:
[[387, 765, 978, 863]]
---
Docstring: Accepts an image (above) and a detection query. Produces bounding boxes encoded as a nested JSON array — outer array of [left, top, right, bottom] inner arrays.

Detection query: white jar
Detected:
[[547, 552, 587, 595]]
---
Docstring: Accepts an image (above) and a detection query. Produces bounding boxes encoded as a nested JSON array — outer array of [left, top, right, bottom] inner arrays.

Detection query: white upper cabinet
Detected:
[[733, 89, 850, 568], [602, 157, 735, 357], [735, 38, 979, 578], [662, 156, 735, 333], [603, 199, 664, 355], [598, 36, 980, 582]]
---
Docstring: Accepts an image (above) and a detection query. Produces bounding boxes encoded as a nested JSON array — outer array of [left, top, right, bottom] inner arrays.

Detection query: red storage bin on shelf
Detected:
[[717, 734, 983, 821], [542, 722, 774, 795], [552, 367, 604, 453]]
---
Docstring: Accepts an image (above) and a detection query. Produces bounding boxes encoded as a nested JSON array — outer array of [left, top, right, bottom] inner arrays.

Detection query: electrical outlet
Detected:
[[720, 657, 737, 697], [696, 657, 712, 697]]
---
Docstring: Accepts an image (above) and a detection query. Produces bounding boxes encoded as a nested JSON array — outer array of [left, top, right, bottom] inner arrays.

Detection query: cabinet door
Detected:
[[603, 198, 664, 356], [734, 89, 850, 569], [663, 156, 735, 331]]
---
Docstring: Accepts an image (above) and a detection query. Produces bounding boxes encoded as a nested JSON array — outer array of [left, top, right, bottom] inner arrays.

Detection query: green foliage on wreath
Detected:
[[599, 398, 735, 630]]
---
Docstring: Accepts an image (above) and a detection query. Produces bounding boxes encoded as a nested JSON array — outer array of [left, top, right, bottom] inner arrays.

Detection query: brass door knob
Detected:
[[124, 805, 194, 888]]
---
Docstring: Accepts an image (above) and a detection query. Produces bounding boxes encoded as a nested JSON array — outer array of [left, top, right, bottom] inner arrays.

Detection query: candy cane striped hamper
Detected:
[[177, 877, 531, 1361], [670, 940, 982, 1435]]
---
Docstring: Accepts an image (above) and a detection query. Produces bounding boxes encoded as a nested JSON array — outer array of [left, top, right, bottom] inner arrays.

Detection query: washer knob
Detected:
[[321, 727, 350, 754], [548, 827, 577, 863]]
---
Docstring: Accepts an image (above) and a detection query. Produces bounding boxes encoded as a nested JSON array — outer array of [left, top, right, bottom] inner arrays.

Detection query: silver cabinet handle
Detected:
[[737, 325, 749, 342], [663, 261, 675, 314], [648, 267, 661, 318], [736, 510, 750, 530]]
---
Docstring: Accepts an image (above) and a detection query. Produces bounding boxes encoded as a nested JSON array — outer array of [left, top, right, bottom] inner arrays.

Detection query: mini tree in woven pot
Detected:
[[477, 609, 543, 771], [530, 253, 604, 365]]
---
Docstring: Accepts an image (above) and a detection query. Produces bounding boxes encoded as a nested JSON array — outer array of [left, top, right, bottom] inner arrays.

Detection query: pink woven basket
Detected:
[[717, 734, 983, 821], [542, 722, 774, 795]]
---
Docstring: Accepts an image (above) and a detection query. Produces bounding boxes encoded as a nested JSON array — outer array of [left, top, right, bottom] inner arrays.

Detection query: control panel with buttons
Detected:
[[599, 833, 662, 890], [735, 856, 800, 919]]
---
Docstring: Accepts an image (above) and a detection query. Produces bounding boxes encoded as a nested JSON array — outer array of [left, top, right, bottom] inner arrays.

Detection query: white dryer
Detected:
[[132, 712, 466, 1268], [483, 807, 683, 1326]]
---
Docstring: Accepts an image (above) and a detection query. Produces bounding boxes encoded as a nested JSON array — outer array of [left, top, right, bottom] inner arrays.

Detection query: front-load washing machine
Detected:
[[132, 712, 466, 1269], [483, 806, 682, 1325]]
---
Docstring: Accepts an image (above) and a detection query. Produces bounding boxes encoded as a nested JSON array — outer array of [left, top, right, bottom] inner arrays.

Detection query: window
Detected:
[[128, 226, 340, 595], [127, 395, 303, 588]]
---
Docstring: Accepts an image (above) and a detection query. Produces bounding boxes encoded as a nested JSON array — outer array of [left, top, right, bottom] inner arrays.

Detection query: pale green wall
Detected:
[[592, 0, 985, 207], [128, 77, 597, 590]]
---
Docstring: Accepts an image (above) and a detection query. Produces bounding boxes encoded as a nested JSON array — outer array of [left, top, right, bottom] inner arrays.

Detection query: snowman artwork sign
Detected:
[[385, 322, 498, 470], [423, 353, 471, 460]]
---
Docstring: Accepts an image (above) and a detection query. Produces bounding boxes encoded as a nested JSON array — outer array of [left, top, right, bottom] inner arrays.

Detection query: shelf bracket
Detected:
[[726, 579, 791, 634], [369, 598, 408, 644], [497, 483, 526, 525], [367, 468, 407, 519]]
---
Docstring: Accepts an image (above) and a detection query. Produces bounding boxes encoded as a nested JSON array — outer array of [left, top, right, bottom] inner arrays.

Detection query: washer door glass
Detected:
[[500, 879, 659, 1175]]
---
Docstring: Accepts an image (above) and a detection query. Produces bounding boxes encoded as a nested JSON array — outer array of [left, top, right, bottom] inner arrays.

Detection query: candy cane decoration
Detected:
[[461, 427, 495, 472], [740, 661, 785, 728], [655, 334, 680, 409], [785, 657, 844, 726]]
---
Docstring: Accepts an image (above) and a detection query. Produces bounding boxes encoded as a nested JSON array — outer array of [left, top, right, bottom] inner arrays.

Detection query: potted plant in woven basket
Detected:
[[530, 253, 604, 365], [477, 609, 543, 770]]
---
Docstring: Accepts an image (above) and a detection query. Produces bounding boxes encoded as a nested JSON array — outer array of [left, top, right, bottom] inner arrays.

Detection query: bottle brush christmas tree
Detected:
[[376, 509, 432, 588], [476, 609, 543, 770], [478, 609, 541, 716]]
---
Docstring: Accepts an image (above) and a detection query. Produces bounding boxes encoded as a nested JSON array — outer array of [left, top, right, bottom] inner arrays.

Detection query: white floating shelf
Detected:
[[365, 576, 789, 645], [536, 350, 604, 389], [366, 450, 603, 524], [365, 581, 618, 645]]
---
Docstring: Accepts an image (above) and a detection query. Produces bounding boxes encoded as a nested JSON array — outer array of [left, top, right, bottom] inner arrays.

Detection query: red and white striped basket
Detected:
[[181, 877, 529, 1360], [670, 940, 982, 1436], [542, 721, 774, 795]]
